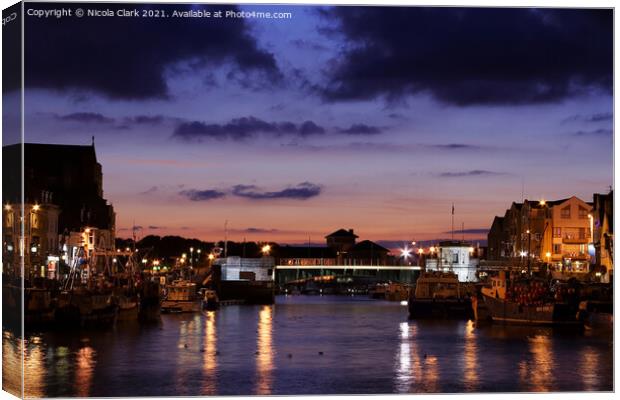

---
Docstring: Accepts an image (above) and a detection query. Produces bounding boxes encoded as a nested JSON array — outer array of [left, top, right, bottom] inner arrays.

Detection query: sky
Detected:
[[7, 3, 613, 245]]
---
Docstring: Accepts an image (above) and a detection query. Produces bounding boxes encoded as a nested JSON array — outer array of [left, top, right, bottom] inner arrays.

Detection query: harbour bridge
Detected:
[[274, 264, 421, 290]]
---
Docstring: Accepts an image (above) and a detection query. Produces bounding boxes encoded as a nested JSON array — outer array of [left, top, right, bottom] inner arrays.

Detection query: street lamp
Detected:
[[261, 244, 271, 256]]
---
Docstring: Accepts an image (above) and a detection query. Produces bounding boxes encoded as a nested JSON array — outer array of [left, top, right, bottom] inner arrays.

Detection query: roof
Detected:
[[5, 142, 98, 162], [276, 246, 337, 259], [325, 228, 359, 239], [351, 240, 389, 253], [438, 240, 472, 248]]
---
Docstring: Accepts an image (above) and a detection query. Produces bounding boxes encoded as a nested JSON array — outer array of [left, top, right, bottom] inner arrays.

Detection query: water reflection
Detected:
[[255, 306, 274, 395], [175, 315, 201, 394], [202, 311, 218, 395], [75, 346, 95, 397], [23, 337, 45, 398], [462, 320, 478, 391], [580, 346, 600, 391], [408, 323, 440, 392], [519, 335, 555, 391], [2, 331, 22, 397], [395, 322, 411, 393]]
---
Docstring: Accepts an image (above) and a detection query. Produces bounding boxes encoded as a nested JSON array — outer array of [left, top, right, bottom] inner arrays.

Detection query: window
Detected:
[[561, 206, 571, 219], [553, 227, 562, 238], [452, 253, 459, 263], [578, 207, 589, 219], [553, 244, 562, 254], [578, 228, 586, 239]]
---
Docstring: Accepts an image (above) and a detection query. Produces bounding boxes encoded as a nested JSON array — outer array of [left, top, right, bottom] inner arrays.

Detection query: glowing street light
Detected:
[[539, 199, 546, 206], [4, 204, 11, 211], [400, 247, 412, 259], [208, 253, 215, 261], [32, 204, 40, 211], [261, 244, 271, 256], [417, 248, 424, 255], [142, 258, 148, 264]]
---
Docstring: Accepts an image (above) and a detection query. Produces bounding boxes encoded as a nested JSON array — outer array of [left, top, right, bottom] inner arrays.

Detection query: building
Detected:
[[2, 142, 116, 235], [425, 240, 478, 282], [2, 202, 60, 279], [487, 216, 506, 260], [2, 142, 116, 279], [592, 190, 613, 282], [325, 228, 358, 262], [488, 196, 594, 273], [345, 240, 390, 265]]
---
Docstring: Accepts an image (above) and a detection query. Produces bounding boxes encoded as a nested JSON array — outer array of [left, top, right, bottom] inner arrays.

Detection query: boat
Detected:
[[371, 282, 410, 301], [408, 271, 473, 319], [25, 287, 56, 327], [481, 271, 583, 326], [160, 279, 201, 313], [55, 289, 118, 328], [115, 294, 140, 322]]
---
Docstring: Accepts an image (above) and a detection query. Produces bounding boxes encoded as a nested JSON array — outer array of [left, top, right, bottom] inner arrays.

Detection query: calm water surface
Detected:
[[2, 295, 613, 397]]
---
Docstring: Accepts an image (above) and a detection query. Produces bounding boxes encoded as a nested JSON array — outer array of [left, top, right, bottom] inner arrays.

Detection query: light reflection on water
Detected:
[[2, 295, 613, 396], [201, 311, 217, 395], [255, 305, 274, 395]]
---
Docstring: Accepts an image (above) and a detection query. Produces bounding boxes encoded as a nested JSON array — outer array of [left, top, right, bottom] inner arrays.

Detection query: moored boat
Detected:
[[408, 271, 473, 319], [161, 279, 201, 313], [481, 271, 583, 326]]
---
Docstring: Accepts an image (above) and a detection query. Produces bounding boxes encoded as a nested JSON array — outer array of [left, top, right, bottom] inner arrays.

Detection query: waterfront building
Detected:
[[345, 240, 390, 265], [2, 201, 60, 279], [2, 142, 116, 279], [325, 228, 358, 263], [425, 240, 478, 282], [487, 196, 594, 273], [2, 142, 116, 235], [592, 190, 613, 282]]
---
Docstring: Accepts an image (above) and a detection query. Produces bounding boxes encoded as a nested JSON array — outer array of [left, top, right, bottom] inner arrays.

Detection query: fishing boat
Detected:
[[408, 271, 473, 319], [161, 279, 201, 313], [55, 289, 118, 328], [481, 271, 583, 326]]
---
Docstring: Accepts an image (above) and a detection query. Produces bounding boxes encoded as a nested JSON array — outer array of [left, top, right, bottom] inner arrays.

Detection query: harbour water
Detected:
[[2, 295, 613, 397]]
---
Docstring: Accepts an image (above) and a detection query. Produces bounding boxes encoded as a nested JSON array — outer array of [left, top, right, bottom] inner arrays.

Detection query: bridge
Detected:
[[274, 264, 422, 287]]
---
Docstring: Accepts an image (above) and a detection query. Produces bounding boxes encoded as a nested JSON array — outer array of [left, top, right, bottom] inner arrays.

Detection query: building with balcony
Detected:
[[488, 196, 594, 273]]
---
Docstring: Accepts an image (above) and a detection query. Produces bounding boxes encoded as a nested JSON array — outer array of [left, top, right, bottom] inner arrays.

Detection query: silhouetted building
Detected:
[[2, 142, 115, 234], [346, 240, 390, 265]]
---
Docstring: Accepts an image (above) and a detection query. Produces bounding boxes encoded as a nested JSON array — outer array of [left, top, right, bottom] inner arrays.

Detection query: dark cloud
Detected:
[[24, 4, 280, 99], [148, 225, 166, 230], [428, 143, 482, 150], [179, 189, 227, 201], [320, 8, 612, 105], [438, 170, 507, 177], [299, 121, 326, 135], [244, 227, 280, 233], [232, 182, 321, 200], [338, 124, 382, 135], [172, 116, 326, 141], [563, 112, 613, 123], [443, 228, 489, 234], [124, 115, 167, 125], [56, 112, 114, 124], [574, 128, 613, 137]]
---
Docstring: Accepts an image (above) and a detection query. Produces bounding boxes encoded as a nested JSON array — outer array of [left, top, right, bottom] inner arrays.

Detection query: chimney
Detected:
[[349, 229, 354, 234]]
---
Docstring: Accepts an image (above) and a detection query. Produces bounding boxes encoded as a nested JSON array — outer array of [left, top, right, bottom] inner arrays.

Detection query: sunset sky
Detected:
[[9, 3, 613, 244]]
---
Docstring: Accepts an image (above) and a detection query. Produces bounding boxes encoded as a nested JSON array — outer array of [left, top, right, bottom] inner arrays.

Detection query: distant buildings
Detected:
[[487, 193, 613, 281], [2, 142, 116, 279]]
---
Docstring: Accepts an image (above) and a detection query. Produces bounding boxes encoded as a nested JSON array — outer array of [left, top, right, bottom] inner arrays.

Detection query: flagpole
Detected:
[[451, 203, 454, 241]]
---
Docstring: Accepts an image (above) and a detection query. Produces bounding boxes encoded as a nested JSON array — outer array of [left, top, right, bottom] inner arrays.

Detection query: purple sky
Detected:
[[14, 4, 613, 244]]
